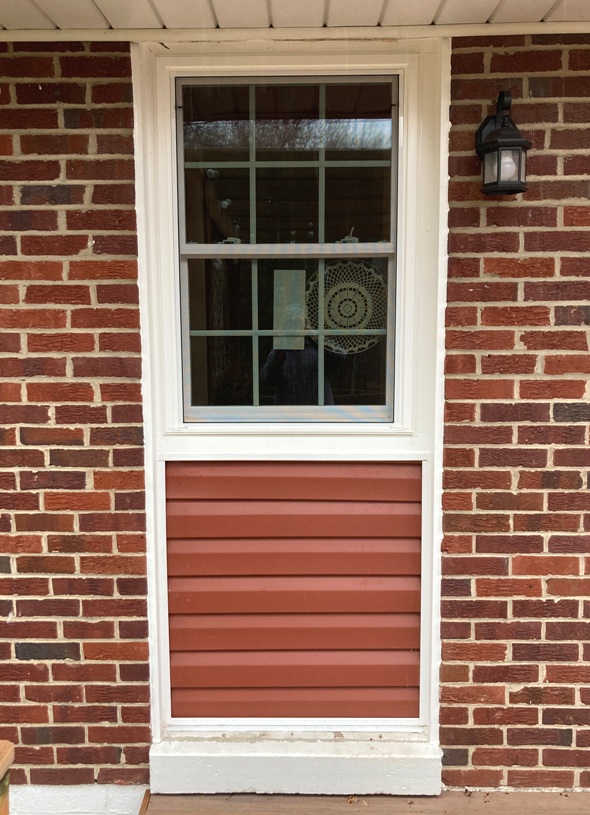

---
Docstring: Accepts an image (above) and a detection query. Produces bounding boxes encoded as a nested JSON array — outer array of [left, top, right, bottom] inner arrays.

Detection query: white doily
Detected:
[[305, 259, 387, 354]]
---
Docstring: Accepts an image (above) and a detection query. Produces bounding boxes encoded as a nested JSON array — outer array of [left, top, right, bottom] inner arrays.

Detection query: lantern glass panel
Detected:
[[483, 151, 498, 186], [499, 148, 520, 183]]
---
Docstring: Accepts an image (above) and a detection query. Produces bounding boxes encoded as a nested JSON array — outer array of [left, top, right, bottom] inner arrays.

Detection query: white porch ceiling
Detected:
[[0, 0, 590, 33]]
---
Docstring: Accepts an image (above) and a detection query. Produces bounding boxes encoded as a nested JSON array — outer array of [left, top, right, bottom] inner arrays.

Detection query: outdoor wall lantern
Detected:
[[476, 90, 531, 195]]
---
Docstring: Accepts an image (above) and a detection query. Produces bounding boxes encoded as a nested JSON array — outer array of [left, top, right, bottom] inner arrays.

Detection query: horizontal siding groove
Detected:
[[166, 461, 422, 718]]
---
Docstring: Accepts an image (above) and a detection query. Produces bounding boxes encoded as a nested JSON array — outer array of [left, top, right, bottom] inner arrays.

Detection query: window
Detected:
[[177, 78, 398, 421]]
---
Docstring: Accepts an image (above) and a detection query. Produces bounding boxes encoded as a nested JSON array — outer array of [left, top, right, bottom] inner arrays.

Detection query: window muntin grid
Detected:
[[177, 76, 398, 422]]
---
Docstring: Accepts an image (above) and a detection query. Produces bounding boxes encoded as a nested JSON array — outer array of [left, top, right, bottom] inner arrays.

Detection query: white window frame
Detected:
[[176, 73, 399, 423], [133, 36, 450, 795]]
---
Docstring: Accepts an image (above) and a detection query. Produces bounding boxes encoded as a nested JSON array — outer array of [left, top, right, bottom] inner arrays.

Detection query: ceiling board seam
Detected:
[[267, 0, 273, 28], [88, 0, 112, 30], [378, 0, 390, 27], [207, 0, 220, 28], [432, 0, 448, 25], [324, 0, 330, 27], [544, 0, 565, 22], [26, 0, 57, 30], [146, 0, 166, 29], [487, 0, 509, 24]]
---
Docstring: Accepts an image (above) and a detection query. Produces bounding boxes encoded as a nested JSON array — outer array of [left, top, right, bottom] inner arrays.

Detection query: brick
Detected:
[[66, 159, 134, 181], [518, 425, 585, 445], [481, 306, 550, 326], [15, 642, 80, 661], [481, 354, 537, 374], [549, 535, 590, 553], [30, 768, 95, 785], [440, 726, 504, 747], [14, 514, 74, 533], [0, 160, 59, 181], [512, 643, 579, 662], [92, 184, 135, 206], [66, 210, 136, 232], [475, 621, 542, 640], [510, 687, 575, 706], [555, 306, 590, 326], [491, 49, 562, 72], [15, 83, 85, 104], [44, 492, 111, 511], [21, 185, 85, 206], [513, 556, 580, 576], [27, 332, 95, 352], [442, 599, 507, 619], [449, 232, 519, 254], [445, 354, 477, 375], [521, 331, 588, 351], [72, 358, 141, 379], [20, 427, 84, 446], [24, 284, 91, 305], [543, 748, 590, 766], [16, 555, 75, 574], [476, 493, 543, 511], [476, 535, 544, 554], [0, 261, 62, 281], [92, 83, 133, 104], [513, 599, 579, 618], [472, 665, 539, 683], [21, 726, 85, 746], [479, 449, 547, 468], [26, 382, 94, 403], [53, 705, 117, 724], [49, 449, 110, 467], [445, 379, 514, 400], [20, 135, 89, 156], [55, 405, 108, 424], [480, 402, 550, 422], [544, 709, 590, 726], [507, 770, 574, 787], [483, 257, 554, 278], [21, 235, 89, 256], [553, 403, 590, 422], [63, 108, 134, 130], [48, 534, 113, 554], [519, 380, 586, 399], [472, 747, 538, 767], [515, 514, 581, 533], [1, 355, 67, 377], [60, 56, 131, 78], [93, 234, 137, 256], [443, 768, 503, 787], [71, 308, 139, 329], [0, 309, 66, 329]]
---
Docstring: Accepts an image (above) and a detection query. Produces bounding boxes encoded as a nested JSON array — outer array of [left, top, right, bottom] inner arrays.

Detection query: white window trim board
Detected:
[[132, 35, 450, 795]]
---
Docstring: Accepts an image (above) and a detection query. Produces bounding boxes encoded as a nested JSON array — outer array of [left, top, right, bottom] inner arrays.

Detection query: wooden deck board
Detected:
[[144, 792, 590, 815]]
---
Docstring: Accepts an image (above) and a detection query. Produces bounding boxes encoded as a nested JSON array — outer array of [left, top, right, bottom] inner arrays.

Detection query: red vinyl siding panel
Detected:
[[166, 461, 422, 719]]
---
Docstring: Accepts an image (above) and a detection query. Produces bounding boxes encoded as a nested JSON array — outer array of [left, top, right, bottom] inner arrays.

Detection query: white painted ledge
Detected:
[[150, 739, 442, 795], [11, 785, 148, 815]]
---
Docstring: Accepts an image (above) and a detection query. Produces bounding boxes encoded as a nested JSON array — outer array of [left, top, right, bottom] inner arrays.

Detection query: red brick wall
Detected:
[[443, 34, 590, 789], [0, 42, 149, 785]]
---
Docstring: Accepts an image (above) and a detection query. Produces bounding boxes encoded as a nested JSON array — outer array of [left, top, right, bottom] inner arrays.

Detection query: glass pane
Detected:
[[256, 168, 319, 243], [325, 83, 393, 161], [182, 85, 249, 162], [325, 167, 391, 243], [499, 148, 520, 182], [188, 259, 251, 331], [185, 168, 249, 244], [483, 152, 497, 185], [330, 340, 387, 405], [260, 335, 329, 406], [256, 85, 320, 162], [190, 336, 253, 406]]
